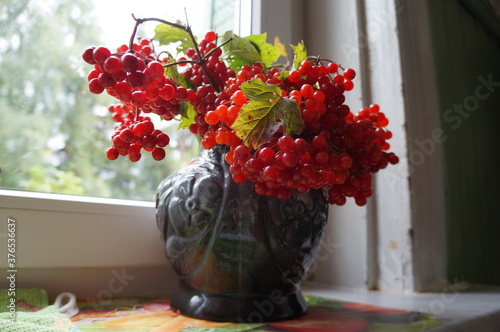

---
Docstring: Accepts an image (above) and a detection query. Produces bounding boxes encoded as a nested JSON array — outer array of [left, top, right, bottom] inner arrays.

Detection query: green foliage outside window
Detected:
[[0, 0, 197, 200]]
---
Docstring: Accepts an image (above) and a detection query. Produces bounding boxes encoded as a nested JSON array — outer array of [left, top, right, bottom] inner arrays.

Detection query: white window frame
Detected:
[[0, 0, 447, 297]]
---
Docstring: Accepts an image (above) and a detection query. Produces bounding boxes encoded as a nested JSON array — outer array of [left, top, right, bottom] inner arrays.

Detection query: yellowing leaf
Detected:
[[274, 36, 288, 59], [239, 77, 281, 100], [282, 98, 303, 136], [291, 41, 307, 70], [230, 79, 303, 149]]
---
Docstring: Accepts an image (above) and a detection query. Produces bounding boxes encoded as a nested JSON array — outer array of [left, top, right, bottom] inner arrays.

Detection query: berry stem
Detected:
[[131, 15, 221, 92], [205, 37, 233, 57]]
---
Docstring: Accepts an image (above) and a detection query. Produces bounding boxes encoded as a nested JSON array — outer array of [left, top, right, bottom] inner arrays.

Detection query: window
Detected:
[[0, 0, 236, 201], [0, 0, 245, 297]]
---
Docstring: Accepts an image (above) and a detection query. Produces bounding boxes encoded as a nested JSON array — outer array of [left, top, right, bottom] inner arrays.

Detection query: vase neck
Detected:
[[199, 144, 230, 164]]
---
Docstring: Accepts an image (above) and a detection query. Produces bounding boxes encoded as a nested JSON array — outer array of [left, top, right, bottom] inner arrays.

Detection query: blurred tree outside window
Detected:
[[0, 0, 236, 201]]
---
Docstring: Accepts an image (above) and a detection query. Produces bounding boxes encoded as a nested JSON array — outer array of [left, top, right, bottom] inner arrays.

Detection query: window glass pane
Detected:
[[0, 0, 239, 201]]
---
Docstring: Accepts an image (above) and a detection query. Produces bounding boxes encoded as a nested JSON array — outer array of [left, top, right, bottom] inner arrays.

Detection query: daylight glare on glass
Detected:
[[0, 0, 236, 200]]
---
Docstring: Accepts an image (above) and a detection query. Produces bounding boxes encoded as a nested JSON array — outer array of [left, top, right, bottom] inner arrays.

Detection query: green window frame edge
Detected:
[[460, 0, 500, 42]]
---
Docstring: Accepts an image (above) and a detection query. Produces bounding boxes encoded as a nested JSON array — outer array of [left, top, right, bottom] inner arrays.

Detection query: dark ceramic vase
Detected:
[[156, 145, 328, 322]]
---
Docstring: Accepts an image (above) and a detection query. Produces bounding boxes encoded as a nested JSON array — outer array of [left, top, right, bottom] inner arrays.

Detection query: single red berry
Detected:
[[141, 134, 157, 149], [112, 135, 129, 151], [82, 47, 96, 64], [298, 164, 314, 179], [204, 111, 219, 125], [288, 70, 301, 82], [315, 151, 329, 164], [128, 143, 142, 156], [97, 72, 115, 88], [369, 103, 380, 113], [140, 45, 152, 56], [152, 147, 166, 161], [263, 165, 279, 181], [188, 123, 198, 134], [233, 144, 252, 161], [231, 90, 247, 106], [340, 153, 353, 169], [201, 133, 216, 149], [225, 150, 234, 165], [87, 69, 100, 80], [277, 135, 294, 152], [121, 53, 139, 72], [205, 31, 217, 42], [113, 82, 132, 102], [119, 128, 134, 142], [245, 157, 265, 173], [215, 104, 228, 120], [133, 121, 154, 137], [106, 147, 119, 160], [131, 91, 147, 106], [344, 68, 356, 80], [326, 62, 339, 74], [300, 84, 314, 99], [186, 48, 196, 58], [282, 152, 299, 168], [175, 86, 188, 100], [156, 133, 170, 147], [127, 70, 146, 88], [88, 78, 104, 94], [312, 135, 327, 149], [300, 60, 312, 71], [343, 80, 354, 91], [145, 61, 164, 80], [313, 90, 325, 103], [159, 84, 176, 100], [103, 56, 122, 74], [294, 138, 309, 155], [92, 46, 111, 64], [258, 147, 275, 164], [129, 153, 142, 162]]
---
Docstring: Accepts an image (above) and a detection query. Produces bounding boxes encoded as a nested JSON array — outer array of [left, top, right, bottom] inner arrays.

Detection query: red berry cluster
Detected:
[[82, 19, 399, 206], [83, 39, 180, 161], [182, 59, 398, 205], [104, 104, 169, 162]]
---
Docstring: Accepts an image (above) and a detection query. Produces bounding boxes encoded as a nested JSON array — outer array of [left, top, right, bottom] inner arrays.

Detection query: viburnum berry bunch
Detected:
[[82, 16, 399, 206]]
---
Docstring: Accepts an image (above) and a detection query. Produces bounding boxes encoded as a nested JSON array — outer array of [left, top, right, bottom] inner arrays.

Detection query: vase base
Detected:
[[170, 283, 307, 323]]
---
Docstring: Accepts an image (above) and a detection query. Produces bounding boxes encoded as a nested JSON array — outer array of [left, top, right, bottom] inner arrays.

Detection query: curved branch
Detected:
[[130, 15, 221, 92]]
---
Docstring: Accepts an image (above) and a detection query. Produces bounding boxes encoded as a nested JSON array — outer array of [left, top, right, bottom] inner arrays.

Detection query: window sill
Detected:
[[303, 282, 500, 331]]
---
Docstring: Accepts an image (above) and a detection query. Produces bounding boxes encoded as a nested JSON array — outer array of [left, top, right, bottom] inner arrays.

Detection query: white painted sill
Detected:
[[0, 189, 165, 269], [3, 189, 500, 331], [303, 282, 500, 332]]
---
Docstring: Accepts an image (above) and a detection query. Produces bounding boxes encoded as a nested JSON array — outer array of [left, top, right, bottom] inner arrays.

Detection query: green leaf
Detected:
[[291, 41, 307, 70], [222, 31, 261, 71], [177, 101, 196, 130], [154, 22, 193, 54], [245, 33, 281, 67], [164, 62, 191, 89], [230, 79, 303, 149], [277, 69, 290, 81]]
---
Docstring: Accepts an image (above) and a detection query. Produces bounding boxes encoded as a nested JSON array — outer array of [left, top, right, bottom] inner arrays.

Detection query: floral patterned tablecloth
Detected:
[[71, 295, 449, 331]]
